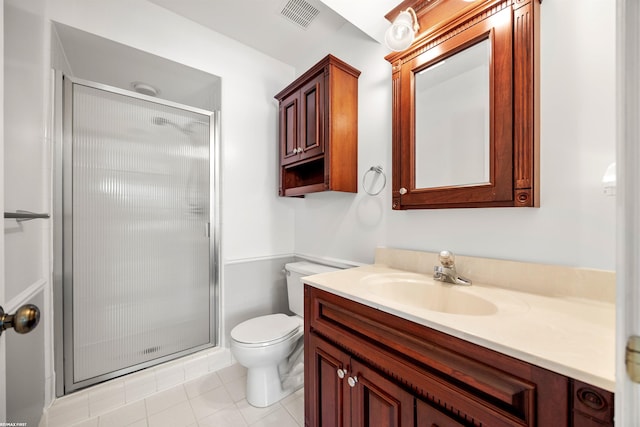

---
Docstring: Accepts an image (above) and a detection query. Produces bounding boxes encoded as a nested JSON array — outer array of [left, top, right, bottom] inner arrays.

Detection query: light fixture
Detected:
[[132, 82, 158, 97], [385, 8, 420, 52]]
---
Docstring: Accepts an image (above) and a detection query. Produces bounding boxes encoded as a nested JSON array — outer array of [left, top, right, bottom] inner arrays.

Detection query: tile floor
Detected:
[[46, 364, 304, 427]]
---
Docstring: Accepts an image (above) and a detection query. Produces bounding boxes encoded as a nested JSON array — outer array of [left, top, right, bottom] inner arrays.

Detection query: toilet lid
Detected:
[[231, 313, 301, 344]]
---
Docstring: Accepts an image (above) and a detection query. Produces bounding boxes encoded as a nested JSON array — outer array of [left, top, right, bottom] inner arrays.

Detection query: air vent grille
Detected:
[[280, 0, 319, 29]]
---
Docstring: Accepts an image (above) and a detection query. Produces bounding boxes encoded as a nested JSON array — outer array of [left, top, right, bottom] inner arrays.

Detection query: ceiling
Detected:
[[53, 0, 401, 110], [147, 0, 401, 67], [54, 22, 221, 111]]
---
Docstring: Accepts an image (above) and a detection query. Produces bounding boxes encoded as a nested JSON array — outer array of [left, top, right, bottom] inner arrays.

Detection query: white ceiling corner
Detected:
[[146, 0, 401, 66], [318, 0, 399, 43]]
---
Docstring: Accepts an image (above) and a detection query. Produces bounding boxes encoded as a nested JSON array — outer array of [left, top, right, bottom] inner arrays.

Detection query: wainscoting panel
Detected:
[[223, 255, 296, 344], [6, 290, 45, 427]]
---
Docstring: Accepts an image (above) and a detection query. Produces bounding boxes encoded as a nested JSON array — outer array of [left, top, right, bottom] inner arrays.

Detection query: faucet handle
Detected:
[[438, 250, 455, 267]]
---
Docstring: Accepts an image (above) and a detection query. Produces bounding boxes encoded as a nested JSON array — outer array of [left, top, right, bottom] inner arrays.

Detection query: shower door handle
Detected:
[[0, 304, 40, 336]]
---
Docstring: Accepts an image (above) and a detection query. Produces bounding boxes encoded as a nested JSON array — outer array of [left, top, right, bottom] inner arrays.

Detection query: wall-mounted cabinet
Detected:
[[385, 0, 540, 209], [275, 55, 360, 197]]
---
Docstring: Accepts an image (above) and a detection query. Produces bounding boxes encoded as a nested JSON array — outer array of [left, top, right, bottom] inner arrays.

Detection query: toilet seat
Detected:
[[231, 313, 302, 346]]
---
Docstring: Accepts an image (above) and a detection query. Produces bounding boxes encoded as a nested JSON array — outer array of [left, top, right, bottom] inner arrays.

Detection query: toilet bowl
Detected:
[[230, 261, 339, 407], [230, 314, 303, 407]]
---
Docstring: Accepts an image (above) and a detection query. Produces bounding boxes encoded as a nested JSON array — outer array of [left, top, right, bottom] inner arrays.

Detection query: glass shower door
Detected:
[[63, 79, 215, 390]]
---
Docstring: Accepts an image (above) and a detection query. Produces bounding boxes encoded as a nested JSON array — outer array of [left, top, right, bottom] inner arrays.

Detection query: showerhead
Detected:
[[153, 116, 185, 134], [132, 82, 159, 97], [153, 116, 171, 126], [153, 116, 208, 135]]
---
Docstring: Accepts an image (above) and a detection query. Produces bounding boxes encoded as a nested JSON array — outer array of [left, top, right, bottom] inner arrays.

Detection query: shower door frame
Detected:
[[53, 73, 221, 395]]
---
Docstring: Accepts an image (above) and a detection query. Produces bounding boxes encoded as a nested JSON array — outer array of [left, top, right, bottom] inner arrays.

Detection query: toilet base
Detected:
[[245, 365, 303, 408]]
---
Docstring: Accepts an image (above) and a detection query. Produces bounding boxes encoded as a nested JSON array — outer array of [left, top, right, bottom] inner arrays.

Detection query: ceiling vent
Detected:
[[280, 0, 320, 29]]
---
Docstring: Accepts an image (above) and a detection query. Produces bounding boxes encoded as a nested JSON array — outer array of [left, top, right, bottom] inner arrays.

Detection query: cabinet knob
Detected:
[[399, 187, 407, 195], [347, 376, 358, 387], [337, 368, 347, 379]]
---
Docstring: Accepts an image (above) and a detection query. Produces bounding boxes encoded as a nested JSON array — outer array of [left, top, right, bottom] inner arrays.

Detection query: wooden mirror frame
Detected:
[[386, 0, 541, 209]]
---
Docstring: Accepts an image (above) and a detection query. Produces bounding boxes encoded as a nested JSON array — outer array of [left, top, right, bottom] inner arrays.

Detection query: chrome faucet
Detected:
[[433, 251, 472, 286]]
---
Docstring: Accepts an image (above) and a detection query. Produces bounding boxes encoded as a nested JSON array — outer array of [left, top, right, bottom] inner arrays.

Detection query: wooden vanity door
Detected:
[[307, 333, 415, 427], [307, 333, 351, 427], [350, 359, 415, 427]]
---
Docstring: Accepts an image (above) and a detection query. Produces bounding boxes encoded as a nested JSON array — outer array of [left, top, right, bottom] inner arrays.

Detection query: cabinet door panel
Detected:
[[280, 92, 299, 165], [308, 334, 350, 427], [300, 74, 324, 159], [350, 359, 415, 427]]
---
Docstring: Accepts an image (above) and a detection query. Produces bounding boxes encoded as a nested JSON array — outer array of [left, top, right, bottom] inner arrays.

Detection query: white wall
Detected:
[[48, 0, 297, 264], [3, 0, 50, 423], [4, 0, 49, 303], [291, 0, 617, 271]]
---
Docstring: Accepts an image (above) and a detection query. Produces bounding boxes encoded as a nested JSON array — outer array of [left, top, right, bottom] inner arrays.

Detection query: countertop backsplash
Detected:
[[374, 247, 615, 303]]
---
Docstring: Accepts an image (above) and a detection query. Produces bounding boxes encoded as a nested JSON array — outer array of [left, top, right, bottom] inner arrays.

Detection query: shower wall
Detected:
[[60, 77, 217, 393]]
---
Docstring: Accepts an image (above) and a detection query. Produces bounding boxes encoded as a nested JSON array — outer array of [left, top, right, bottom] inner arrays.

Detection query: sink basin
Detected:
[[362, 272, 498, 316]]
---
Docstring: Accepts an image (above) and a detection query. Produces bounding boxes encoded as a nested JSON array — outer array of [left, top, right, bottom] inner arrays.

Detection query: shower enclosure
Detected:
[[54, 75, 219, 394]]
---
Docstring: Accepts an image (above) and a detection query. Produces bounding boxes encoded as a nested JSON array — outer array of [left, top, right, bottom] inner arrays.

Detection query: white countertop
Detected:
[[303, 264, 616, 392]]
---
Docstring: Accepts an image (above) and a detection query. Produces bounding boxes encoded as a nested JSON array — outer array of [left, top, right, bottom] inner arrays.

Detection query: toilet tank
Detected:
[[285, 261, 340, 316]]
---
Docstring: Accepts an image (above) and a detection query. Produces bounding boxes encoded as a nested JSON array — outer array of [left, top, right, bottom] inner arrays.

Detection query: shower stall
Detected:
[[54, 74, 220, 394]]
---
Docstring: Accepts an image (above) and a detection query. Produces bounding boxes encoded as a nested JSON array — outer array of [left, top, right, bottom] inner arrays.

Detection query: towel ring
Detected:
[[363, 166, 386, 196]]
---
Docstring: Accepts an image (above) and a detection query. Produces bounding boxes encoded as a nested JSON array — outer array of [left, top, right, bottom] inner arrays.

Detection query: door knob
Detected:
[[0, 304, 40, 336]]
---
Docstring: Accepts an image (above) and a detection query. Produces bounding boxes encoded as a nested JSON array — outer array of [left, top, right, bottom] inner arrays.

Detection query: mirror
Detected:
[[386, 0, 540, 209], [414, 38, 490, 189]]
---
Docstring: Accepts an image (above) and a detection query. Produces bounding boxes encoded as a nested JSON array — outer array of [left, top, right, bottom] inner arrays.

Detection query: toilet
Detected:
[[230, 261, 339, 407]]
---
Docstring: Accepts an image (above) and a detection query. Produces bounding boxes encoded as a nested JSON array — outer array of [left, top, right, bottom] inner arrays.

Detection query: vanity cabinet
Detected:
[[304, 286, 614, 427], [275, 55, 360, 197]]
